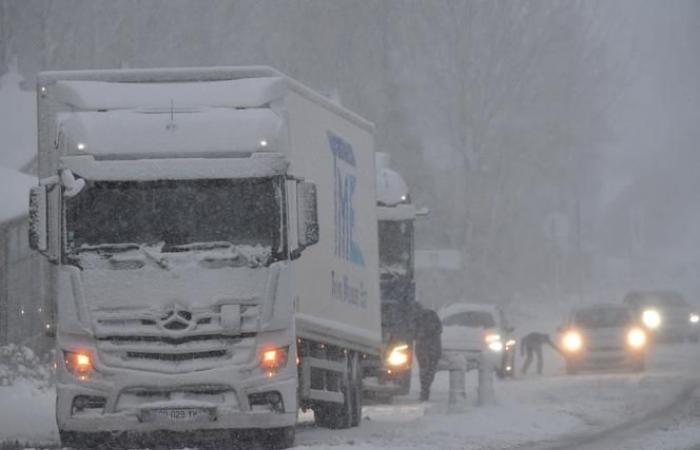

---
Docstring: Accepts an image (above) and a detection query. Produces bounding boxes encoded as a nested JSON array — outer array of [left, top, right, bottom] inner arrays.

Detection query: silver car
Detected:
[[559, 304, 647, 374]]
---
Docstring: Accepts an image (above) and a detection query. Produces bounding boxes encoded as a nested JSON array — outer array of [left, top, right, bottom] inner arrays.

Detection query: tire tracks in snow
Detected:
[[511, 380, 700, 450]]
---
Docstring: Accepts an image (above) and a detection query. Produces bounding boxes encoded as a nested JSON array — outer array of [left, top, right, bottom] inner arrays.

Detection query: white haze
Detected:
[[1, 0, 698, 309]]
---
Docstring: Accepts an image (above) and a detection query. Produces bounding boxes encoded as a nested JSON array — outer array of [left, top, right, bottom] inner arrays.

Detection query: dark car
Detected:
[[559, 304, 647, 374], [623, 290, 699, 342]]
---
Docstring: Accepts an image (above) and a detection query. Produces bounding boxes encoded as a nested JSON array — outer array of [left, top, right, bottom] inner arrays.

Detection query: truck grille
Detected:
[[92, 305, 259, 372]]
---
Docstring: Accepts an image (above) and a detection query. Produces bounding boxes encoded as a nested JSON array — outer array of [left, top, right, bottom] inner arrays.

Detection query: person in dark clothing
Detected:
[[414, 307, 443, 401], [520, 332, 560, 375]]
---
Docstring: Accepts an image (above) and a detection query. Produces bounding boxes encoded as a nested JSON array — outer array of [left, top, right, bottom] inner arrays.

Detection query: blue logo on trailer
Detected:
[[328, 131, 365, 267]]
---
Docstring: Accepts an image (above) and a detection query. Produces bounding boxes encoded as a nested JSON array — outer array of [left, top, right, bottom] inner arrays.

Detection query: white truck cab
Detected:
[[29, 67, 382, 449]]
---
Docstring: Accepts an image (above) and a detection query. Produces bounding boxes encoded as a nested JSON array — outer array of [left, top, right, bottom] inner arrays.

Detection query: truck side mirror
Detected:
[[297, 180, 319, 248], [29, 185, 48, 252]]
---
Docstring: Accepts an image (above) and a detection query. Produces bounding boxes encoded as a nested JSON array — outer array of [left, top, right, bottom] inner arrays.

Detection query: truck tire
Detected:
[[261, 426, 295, 449]]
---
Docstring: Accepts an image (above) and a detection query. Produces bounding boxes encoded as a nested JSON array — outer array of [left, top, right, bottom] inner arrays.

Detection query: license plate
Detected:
[[144, 408, 213, 422]]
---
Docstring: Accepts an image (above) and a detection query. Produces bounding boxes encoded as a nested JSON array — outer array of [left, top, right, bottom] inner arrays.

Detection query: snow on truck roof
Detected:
[[53, 77, 287, 111], [39, 66, 373, 132]]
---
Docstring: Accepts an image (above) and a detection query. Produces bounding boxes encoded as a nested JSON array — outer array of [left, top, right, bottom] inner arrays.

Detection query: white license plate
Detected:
[[145, 408, 213, 422]]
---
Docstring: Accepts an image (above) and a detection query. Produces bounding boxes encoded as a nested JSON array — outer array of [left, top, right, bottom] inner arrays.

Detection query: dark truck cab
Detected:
[[362, 153, 425, 400]]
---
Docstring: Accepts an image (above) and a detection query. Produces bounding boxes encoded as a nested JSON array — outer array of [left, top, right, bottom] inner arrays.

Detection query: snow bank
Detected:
[[0, 379, 56, 443], [0, 167, 35, 223]]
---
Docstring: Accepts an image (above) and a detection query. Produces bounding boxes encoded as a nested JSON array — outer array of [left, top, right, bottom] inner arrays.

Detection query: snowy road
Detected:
[[294, 343, 700, 450], [1, 342, 699, 450]]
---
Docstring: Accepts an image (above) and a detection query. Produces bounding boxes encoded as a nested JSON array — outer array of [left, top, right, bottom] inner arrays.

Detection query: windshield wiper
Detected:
[[161, 241, 232, 253], [75, 243, 140, 254]]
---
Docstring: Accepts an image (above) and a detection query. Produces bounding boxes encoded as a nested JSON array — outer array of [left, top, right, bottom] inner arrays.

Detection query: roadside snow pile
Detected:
[[0, 345, 53, 388], [0, 346, 57, 444]]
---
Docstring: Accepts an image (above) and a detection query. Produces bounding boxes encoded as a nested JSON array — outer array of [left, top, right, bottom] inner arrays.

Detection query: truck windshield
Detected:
[[378, 220, 413, 279], [65, 177, 283, 257]]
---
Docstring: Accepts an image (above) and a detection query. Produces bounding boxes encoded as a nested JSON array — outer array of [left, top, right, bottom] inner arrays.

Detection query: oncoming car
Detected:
[[559, 304, 647, 374], [623, 290, 699, 342], [438, 303, 516, 378]]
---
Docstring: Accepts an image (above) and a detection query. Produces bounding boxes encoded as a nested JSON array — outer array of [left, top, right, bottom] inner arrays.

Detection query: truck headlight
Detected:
[[562, 331, 583, 352], [485, 334, 503, 352], [642, 309, 661, 329], [689, 313, 699, 324], [627, 327, 647, 349], [259, 346, 289, 376], [63, 350, 94, 379], [386, 344, 410, 368]]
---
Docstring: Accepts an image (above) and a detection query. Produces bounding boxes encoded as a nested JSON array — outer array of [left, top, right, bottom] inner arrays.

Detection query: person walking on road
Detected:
[[414, 306, 443, 401], [520, 332, 559, 375]]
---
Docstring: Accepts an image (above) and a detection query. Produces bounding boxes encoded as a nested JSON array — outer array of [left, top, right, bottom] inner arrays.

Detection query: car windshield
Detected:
[[378, 220, 413, 278], [65, 177, 283, 256], [574, 308, 632, 328], [443, 311, 496, 328], [625, 292, 688, 309]]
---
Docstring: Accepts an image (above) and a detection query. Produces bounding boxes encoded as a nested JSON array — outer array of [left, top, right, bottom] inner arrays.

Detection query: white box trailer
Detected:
[[29, 66, 381, 449]]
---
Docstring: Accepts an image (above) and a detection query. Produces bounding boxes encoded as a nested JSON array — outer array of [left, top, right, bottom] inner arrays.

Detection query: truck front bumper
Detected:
[[56, 367, 297, 433]]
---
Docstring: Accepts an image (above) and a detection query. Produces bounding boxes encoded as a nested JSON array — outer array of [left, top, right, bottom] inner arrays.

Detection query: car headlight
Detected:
[[485, 334, 503, 352], [642, 309, 661, 329], [386, 344, 410, 368], [505, 339, 516, 349], [562, 331, 583, 352], [689, 313, 699, 324], [627, 327, 647, 349]]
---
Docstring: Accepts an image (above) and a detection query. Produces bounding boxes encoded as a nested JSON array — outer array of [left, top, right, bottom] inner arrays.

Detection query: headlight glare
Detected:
[[627, 327, 647, 349], [485, 334, 503, 352], [689, 313, 699, 324], [562, 331, 583, 352], [386, 344, 410, 368], [642, 309, 661, 329]]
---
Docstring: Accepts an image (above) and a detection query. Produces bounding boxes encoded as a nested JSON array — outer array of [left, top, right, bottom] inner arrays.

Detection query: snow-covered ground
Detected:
[[1, 341, 698, 449], [295, 342, 700, 450]]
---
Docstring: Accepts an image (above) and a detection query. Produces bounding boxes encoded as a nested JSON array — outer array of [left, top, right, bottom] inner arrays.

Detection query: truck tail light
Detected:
[[259, 346, 289, 375], [64, 351, 93, 379]]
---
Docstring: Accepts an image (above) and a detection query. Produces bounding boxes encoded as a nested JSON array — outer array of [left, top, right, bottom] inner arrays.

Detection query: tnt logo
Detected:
[[329, 131, 365, 267]]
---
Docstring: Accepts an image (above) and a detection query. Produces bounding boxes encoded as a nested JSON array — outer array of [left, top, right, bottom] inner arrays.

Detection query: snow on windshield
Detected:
[[65, 177, 283, 255]]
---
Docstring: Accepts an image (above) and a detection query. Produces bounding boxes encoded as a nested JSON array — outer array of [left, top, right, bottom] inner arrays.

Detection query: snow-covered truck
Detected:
[[28, 66, 381, 449], [363, 153, 423, 400]]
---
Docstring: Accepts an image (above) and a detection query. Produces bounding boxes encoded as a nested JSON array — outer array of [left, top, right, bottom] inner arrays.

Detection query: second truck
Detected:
[[362, 153, 424, 401]]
